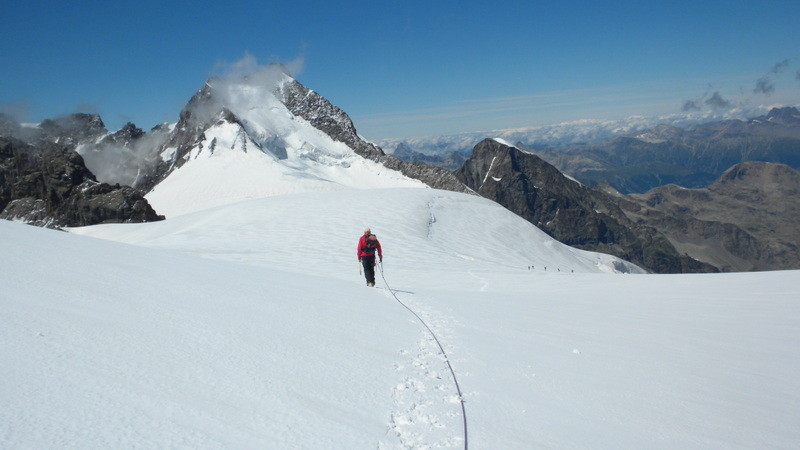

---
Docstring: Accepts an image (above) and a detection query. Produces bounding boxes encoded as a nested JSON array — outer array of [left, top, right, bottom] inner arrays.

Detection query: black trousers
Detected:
[[361, 255, 376, 284]]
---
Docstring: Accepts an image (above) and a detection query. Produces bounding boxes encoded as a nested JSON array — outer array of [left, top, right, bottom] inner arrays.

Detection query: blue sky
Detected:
[[2, 0, 799, 139]]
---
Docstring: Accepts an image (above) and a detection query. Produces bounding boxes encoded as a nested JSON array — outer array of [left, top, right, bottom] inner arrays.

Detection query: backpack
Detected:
[[362, 234, 378, 254]]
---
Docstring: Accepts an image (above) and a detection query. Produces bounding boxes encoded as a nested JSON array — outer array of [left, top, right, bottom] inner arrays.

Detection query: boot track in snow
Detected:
[[378, 262, 468, 449]]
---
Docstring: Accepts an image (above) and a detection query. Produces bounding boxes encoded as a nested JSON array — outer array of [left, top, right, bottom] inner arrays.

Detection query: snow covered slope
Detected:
[[5, 201, 800, 447], [1, 219, 422, 448], [144, 69, 424, 218], [72, 188, 643, 278]]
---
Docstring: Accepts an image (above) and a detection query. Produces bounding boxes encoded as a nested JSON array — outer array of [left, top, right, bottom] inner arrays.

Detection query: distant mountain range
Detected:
[[377, 109, 772, 157], [391, 142, 469, 171], [386, 106, 800, 194], [526, 106, 800, 193]]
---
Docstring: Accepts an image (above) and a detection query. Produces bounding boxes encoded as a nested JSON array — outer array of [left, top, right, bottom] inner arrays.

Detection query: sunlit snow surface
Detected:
[[4, 187, 800, 448], [75, 189, 642, 279]]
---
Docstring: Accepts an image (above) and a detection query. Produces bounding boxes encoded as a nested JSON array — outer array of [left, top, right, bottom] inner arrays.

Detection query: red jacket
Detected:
[[357, 233, 383, 259]]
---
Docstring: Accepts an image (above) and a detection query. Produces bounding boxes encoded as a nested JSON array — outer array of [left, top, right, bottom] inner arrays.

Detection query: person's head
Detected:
[[364, 228, 371, 235]]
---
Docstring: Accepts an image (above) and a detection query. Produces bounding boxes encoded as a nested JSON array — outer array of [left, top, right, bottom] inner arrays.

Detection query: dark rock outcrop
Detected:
[[454, 138, 716, 273], [0, 137, 163, 228]]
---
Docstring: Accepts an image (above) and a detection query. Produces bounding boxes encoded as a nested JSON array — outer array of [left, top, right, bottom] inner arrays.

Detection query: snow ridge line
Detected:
[[378, 263, 469, 450]]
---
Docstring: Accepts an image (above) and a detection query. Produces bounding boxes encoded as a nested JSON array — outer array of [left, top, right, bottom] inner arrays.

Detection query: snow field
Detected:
[[76, 188, 641, 288], [5, 185, 800, 447], [68, 187, 800, 447], [445, 272, 800, 448], [1, 220, 432, 448]]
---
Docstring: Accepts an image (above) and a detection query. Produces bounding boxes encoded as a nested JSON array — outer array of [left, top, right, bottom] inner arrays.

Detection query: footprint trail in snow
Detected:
[[379, 291, 466, 449]]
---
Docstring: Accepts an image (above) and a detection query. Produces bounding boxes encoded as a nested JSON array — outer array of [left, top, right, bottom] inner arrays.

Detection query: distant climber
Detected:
[[357, 228, 383, 286]]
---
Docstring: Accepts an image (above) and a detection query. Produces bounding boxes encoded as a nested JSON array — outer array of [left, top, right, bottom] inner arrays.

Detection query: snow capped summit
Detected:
[[763, 106, 800, 125], [140, 65, 424, 217]]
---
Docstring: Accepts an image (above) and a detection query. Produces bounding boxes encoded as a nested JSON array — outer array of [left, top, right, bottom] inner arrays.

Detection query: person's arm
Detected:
[[357, 236, 364, 259], [376, 241, 383, 261]]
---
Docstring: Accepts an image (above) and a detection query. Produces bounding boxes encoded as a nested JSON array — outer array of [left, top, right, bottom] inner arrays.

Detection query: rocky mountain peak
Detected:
[[764, 106, 800, 125], [454, 138, 715, 273], [393, 142, 414, 156], [39, 113, 107, 142], [117, 122, 145, 140], [626, 162, 800, 271], [710, 161, 800, 194], [176, 82, 220, 132]]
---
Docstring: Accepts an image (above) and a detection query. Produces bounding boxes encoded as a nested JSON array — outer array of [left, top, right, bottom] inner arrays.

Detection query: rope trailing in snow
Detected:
[[377, 261, 469, 450]]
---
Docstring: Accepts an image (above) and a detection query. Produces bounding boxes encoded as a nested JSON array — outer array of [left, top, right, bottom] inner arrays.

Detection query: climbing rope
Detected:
[[377, 261, 469, 450]]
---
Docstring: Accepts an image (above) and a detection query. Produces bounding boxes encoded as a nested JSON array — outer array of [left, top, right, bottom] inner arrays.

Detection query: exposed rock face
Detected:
[[454, 138, 716, 273], [103, 122, 145, 145], [619, 162, 800, 271], [0, 137, 163, 228], [527, 106, 800, 193], [276, 79, 384, 160]]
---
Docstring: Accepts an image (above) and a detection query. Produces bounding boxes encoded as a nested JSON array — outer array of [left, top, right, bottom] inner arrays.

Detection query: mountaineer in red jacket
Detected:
[[357, 228, 383, 286]]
